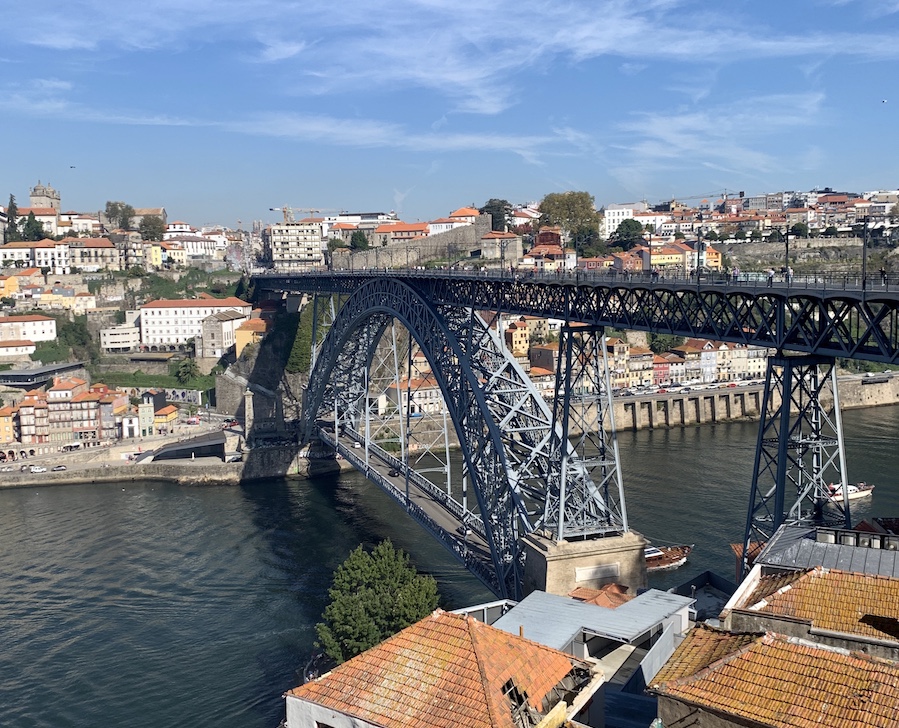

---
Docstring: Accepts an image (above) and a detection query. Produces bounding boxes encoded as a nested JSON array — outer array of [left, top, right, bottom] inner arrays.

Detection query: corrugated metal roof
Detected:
[[493, 589, 694, 648], [757, 525, 899, 578]]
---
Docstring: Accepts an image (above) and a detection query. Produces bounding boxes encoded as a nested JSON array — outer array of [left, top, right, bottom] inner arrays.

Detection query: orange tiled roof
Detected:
[[0, 339, 35, 348], [287, 609, 589, 728], [651, 628, 899, 727], [569, 583, 634, 608], [142, 297, 248, 308], [449, 206, 480, 218], [155, 404, 177, 416], [741, 567, 899, 642]]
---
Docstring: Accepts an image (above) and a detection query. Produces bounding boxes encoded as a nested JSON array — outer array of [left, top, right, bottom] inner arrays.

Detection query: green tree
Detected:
[[823, 226, 839, 238], [611, 218, 645, 249], [674, 231, 686, 240], [350, 230, 369, 251], [176, 357, 200, 385], [749, 229, 762, 241], [139, 214, 165, 241], [479, 198, 513, 232], [890, 203, 899, 223], [539, 191, 598, 235], [572, 224, 604, 258], [791, 222, 809, 238], [6, 194, 22, 242], [768, 229, 784, 242], [22, 212, 46, 241], [315, 540, 439, 664], [703, 230, 719, 241], [105, 201, 135, 230], [648, 334, 685, 354], [734, 230, 747, 240]]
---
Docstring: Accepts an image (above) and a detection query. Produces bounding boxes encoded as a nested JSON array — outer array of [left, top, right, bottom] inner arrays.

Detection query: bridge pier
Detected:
[[521, 531, 648, 597]]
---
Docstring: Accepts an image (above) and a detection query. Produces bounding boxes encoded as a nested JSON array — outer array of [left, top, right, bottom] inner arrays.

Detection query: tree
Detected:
[[734, 230, 747, 240], [703, 230, 719, 241], [890, 203, 899, 223], [350, 230, 369, 251], [674, 231, 686, 240], [768, 229, 784, 242], [22, 212, 46, 241], [749, 229, 762, 241], [571, 224, 604, 258], [791, 222, 809, 238], [479, 198, 513, 232], [611, 218, 645, 249], [5, 194, 21, 242], [176, 357, 199, 385], [823, 226, 839, 238], [105, 201, 135, 230], [648, 334, 685, 354], [539, 191, 599, 235], [139, 214, 165, 241], [315, 540, 439, 664]]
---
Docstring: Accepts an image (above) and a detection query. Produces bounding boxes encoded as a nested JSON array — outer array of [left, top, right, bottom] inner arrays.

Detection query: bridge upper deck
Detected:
[[254, 269, 899, 364]]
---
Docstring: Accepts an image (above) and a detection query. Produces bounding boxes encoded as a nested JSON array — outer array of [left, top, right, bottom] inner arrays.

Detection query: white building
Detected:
[[267, 220, 325, 271], [139, 297, 251, 348], [0, 340, 36, 358], [0, 314, 57, 342], [601, 202, 647, 239], [198, 310, 247, 358]]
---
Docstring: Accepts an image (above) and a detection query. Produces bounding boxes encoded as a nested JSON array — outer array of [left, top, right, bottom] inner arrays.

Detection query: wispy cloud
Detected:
[[608, 92, 828, 194], [10, 1, 899, 116]]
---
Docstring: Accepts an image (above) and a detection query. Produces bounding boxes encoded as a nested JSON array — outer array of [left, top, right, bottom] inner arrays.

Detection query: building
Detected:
[[0, 314, 57, 343], [267, 219, 325, 271], [284, 608, 604, 728], [234, 317, 268, 358], [139, 297, 251, 349], [0, 340, 36, 358], [198, 310, 247, 358], [29, 181, 60, 211]]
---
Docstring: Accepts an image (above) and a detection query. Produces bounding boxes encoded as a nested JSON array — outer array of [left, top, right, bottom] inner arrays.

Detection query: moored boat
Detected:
[[645, 544, 693, 572], [826, 482, 874, 501]]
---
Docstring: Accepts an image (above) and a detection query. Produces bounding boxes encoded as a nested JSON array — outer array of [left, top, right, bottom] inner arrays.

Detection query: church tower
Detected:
[[30, 181, 61, 211]]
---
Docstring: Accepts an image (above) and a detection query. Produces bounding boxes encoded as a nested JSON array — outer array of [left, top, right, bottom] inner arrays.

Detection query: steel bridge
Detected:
[[254, 269, 899, 596]]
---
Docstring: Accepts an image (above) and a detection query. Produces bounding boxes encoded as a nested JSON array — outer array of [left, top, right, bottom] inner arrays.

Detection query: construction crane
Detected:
[[269, 206, 339, 224]]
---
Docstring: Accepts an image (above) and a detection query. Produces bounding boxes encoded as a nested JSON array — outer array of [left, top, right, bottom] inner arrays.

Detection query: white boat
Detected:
[[826, 482, 874, 501], [645, 544, 693, 572]]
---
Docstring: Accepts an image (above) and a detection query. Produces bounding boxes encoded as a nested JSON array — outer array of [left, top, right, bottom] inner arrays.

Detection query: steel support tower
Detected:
[[742, 354, 850, 576]]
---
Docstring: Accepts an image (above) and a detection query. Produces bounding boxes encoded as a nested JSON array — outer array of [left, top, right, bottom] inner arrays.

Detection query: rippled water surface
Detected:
[[2, 406, 897, 726]]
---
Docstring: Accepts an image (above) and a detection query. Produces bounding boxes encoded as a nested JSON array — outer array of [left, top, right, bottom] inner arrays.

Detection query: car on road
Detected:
[[51, 465, 67, 471], [388, 469, 400, 477], [0, 465, 12, 473], [30, 465, 47, 473]]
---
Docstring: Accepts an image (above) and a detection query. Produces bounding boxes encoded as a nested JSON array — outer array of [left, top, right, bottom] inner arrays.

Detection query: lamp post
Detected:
[[784, 227, 791, 276]]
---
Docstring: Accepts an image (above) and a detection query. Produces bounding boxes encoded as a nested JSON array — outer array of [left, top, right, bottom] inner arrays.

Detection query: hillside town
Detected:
[[1, 181, 897, 452]]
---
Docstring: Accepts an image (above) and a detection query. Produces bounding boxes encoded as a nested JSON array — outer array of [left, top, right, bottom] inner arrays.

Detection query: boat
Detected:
[[826, 482, 874, 501], [645, 544, 693, 572]]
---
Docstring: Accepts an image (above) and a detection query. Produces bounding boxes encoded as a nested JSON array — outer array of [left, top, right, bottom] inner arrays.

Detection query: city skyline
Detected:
[[2, 0, 898, 227]]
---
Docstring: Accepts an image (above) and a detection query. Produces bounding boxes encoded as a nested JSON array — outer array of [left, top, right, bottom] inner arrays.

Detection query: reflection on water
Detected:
[[0, 406, 896, 726]]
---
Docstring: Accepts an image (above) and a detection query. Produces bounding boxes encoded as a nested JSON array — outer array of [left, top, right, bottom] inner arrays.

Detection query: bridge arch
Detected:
[[302, 278, 620, 598]]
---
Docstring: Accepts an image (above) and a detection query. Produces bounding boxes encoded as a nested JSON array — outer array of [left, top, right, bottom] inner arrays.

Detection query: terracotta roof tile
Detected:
[[744, 567, 899, 642], [651, 629, 899, 727], [287, 609, 590, 728]]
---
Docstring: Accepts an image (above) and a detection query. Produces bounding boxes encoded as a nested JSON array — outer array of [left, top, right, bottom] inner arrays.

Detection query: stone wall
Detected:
[[334, 215, 493, 270]]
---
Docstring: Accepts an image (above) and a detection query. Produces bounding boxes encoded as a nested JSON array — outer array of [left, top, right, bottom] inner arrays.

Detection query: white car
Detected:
[[30, 465, 47, 473]]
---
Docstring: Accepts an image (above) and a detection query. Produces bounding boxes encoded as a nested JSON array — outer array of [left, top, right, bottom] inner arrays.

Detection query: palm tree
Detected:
[[176, 358, 200, 385]]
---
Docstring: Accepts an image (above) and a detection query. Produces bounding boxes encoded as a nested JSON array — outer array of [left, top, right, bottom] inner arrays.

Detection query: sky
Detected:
[[2, 0, 898, 228]]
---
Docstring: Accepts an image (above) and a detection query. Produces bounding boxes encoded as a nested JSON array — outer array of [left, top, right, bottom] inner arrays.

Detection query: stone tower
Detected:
[[30, 181, 61, 211]]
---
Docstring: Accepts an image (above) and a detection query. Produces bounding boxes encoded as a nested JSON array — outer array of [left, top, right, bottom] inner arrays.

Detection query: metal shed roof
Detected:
[[492, 589, 694, 648]]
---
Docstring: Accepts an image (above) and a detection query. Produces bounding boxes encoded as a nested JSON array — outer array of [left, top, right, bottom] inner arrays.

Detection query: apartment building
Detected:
[[139, 296, 251, 348], [0, 314, 57, 342], [266, 219, 325, 271]]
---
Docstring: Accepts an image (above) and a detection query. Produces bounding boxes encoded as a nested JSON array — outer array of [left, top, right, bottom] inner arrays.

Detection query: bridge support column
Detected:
[[521, 531, 648, 596], [741, 354, 850, 577]]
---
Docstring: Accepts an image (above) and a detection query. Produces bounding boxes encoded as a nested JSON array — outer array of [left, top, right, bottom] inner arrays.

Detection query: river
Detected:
[[2, 406, 898, 727]]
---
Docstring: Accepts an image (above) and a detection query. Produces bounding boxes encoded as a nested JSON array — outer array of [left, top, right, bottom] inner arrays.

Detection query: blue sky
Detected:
[[2, 0, 898, 227]]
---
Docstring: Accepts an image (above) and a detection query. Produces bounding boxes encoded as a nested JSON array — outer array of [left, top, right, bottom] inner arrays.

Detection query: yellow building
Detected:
[[153, 404, 179, 433], [0, 275, 20, 298], [0, 405, 16, 444], [235, 318, 269, 357]]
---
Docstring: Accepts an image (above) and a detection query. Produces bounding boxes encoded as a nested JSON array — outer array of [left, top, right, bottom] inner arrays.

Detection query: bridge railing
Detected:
[[258, 266, 898, 294]]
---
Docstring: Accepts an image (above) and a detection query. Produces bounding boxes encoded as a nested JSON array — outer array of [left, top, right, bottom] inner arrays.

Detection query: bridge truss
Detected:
[[301, 278, 626, 598], [257, 271, 899, 587]]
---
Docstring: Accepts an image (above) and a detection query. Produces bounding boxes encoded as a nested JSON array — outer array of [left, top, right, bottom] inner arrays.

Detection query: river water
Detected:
[[2, 406, 898, 727]]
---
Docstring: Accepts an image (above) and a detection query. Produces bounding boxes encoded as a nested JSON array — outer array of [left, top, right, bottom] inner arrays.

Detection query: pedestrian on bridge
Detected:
[[766, 269, 775, 287]]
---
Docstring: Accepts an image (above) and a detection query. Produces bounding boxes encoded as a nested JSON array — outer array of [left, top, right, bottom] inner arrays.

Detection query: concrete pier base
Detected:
[[521, 530, 648, 597]]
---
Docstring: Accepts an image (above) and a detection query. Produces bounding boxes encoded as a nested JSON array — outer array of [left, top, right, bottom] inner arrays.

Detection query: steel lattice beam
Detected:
[[302, 278, 622, 598], [257, 272, 899, 363], [741, 354, 850, 577]]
